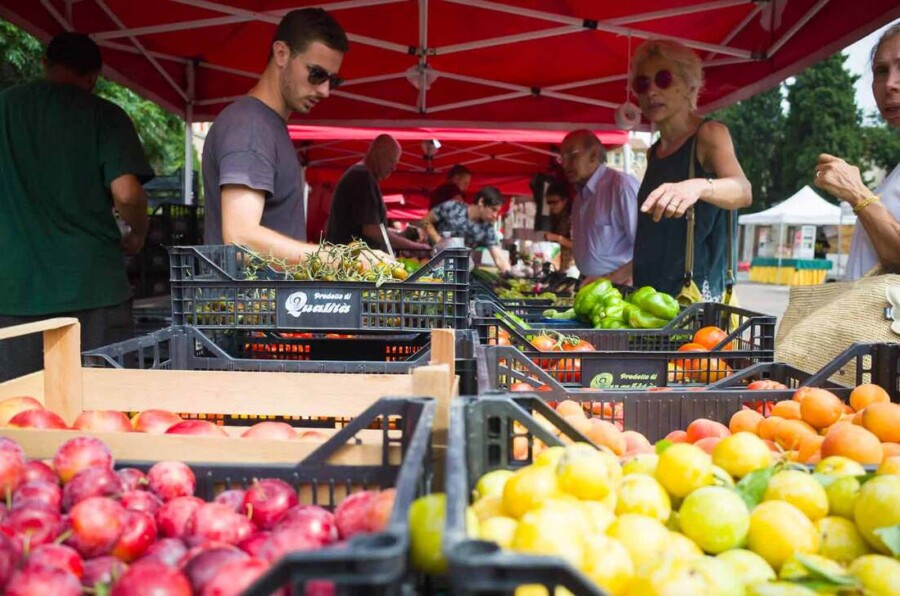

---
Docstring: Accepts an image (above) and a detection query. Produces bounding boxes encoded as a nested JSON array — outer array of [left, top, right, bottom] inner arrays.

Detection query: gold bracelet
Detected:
[[853, 195, 881, 214]]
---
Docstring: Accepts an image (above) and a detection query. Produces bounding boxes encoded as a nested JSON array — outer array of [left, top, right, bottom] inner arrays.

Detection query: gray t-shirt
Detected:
[[202, 97, 305, 244]]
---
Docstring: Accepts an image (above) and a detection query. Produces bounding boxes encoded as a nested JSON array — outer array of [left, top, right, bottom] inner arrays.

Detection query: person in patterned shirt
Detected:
[[422, 186, 512, 273]]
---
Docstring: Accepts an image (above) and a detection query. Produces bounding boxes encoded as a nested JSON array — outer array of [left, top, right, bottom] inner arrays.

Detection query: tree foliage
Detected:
[[0, 19, 186, 174], [712, 86, 785, 211], [780, 53, 865, 197]]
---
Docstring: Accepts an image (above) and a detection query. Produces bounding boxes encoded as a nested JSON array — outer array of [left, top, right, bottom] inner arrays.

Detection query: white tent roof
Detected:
[[738, 186, 857, 226]]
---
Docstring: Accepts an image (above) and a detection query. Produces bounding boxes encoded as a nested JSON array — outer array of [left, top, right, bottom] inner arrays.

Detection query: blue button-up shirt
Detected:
[[570, 164, 639, 277]]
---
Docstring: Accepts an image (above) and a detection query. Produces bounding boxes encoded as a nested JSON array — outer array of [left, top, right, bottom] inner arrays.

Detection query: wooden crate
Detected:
[[0, 318, 457, 466]]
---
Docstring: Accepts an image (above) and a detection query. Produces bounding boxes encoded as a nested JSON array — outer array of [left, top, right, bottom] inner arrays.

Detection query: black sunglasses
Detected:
[[632, 69, 674, 95], [305, 63, 344, 90]]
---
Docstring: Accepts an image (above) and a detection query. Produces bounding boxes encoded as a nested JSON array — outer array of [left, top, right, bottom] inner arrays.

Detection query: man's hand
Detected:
[[640, 180, 704, 222], [814, 153, 871, 207], [120, 231, 145, 255], [357, 249, 396, 271]]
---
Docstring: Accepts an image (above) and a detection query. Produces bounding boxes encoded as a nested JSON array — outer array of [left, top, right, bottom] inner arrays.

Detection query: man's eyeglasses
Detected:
[[632, 69, 674, 95], [305, 63, 344, 90], [555, 149, 581, 164]]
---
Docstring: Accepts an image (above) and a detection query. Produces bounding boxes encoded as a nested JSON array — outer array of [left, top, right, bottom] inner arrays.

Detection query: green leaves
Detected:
[[735, 466, 776, 509]]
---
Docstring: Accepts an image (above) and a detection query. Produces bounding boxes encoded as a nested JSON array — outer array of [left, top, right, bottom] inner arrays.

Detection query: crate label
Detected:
[[582, 358, 668, 389], [276, 287, 361, 329]]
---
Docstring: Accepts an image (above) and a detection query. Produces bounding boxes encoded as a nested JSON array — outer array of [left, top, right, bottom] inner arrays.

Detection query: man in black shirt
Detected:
[[326, 134, 430, 251], [429, 164, 472, 209]]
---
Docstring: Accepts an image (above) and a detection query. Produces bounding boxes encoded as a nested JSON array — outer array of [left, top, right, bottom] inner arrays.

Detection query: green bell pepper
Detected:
[[626, 286, 657, 306], [640, 291, 680, 321], [599, 317, 629, 329], [573, 278, 613, 321], [626, 308, 669, 329], [542, 308, 577, 320]]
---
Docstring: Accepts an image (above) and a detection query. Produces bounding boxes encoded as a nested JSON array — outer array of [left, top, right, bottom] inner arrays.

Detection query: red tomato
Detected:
[[674, 342, 708, 374], [562, 339, 595, 352], [509, 382, 534, 392], [530, 335, 558, 351], [551, 358, 581, 383], [693, 326, 731, 351], [747, 380, 789, 391]]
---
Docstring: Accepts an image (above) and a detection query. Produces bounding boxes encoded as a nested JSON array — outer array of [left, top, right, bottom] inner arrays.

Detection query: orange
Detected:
[[852, 409, 866, 426], [849, 383, 890, 412], [693, 326, 731, 350], [758, 416, 785, 441], [796, 434, 825, 464], [563, 414, 592, 437], [820, 424, 884, 465], [730, 409, 765, 435], [882, 442, 900, 461], [699, 358, 732, 383], [798, 389, 844, 429], [774, 419, 818, 451], [861, 402, 900, 443], [771, 400, 801, 420], [585, 418, 627, 455]]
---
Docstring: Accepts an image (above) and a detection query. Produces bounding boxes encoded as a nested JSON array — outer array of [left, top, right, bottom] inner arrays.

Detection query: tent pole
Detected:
[[183, 61, 195, 205]]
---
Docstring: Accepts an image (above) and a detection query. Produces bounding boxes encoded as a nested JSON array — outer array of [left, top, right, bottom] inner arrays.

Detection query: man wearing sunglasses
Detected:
[[202, 8, 361, 263], [559, 130, 639, 285]]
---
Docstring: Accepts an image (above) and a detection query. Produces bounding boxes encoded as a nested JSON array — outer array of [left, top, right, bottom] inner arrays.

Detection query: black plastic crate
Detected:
[[474, 300, 773, 354], [120, 396, 434, 595], [169, 245, 469, 332], [444, 396, 608, 595], [146, 202, 202, 246]]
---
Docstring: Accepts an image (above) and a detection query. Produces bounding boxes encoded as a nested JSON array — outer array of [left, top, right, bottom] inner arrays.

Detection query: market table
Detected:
[[748, 257, 832, 286]]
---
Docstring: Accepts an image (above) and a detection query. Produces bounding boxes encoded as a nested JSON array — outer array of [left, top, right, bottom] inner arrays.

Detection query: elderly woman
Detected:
[[814, 24, 900, 279], [630, 39, 752, 299]]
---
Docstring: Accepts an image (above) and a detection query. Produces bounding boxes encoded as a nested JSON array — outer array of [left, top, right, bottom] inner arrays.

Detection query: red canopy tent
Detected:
[[3, 1, 896, 204]]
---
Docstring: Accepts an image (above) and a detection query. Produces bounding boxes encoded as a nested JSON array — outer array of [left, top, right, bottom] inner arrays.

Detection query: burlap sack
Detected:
[[776, 274, 900, 385]]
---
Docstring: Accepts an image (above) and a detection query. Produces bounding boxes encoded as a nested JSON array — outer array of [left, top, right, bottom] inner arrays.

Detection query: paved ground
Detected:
[[732, 272, 791, 336]]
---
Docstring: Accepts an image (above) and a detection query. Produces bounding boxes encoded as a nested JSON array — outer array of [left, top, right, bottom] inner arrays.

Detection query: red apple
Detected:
[[275, 505, 338, 546], [0, 437, 26, 460], [368, 489, 395, 533], [3, 503, 61, 548], [131, 410, 183, 434], [62, 467, 123, 511], [0, 397, 43, 427], [52, 437, 113, 484], [120, 490, 163, 516], [23, 543, 83, 578], [8, 409, 68, 430], [21, 461, 57, 485], [334, 491, 376, 540], [5, 565, 81, 596], [73, 410, 133, 433], [81, 556, 127, 589], [258, 527, 321, 563], [243, 479, 298, 530], [111, 510, 157, 562], [0, 449, 25, 495], [0, 532, 21, 589], [147, 461, 195, 501], [68, 497, 125, 558], [213, 489, 245, 513], [156, 496, 204, 539], [165, 420, 228, 438], [199, 557, 270, 596], [110, 561, 191, 596], [237, 532, 269, 558], [116, 468, 147, 492], [139, 537, 187, 568], [306, 580, 336, 596], [182, 546, 249, 593], [240, 422, 298, 440], [185, 503, 253, 546], [13, 481, 62, 511]]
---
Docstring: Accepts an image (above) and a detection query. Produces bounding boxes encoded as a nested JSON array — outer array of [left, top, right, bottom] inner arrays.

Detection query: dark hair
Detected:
[[46, 32, 102, 76], [545, 181, 569, 200], [447, 164, 471, 180], [474, 186, 505, 208], [270, 8, 349, 60]]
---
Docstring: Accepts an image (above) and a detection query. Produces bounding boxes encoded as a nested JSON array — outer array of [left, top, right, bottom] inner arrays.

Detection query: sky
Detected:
[[844, 21, 897, 119]]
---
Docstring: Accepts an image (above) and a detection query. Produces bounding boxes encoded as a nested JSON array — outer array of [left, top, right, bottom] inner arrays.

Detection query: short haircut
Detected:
[[545, 181, 569, 200], [631, 39, 704, 110], [270, 8, 349, 60], [474, 186, 505, 208], [563, 129, 607, 164], [447, 164, 471, 180], [46, 32, 102, 76]]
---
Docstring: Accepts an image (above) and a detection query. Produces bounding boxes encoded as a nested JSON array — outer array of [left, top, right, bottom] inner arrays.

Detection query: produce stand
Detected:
[[748, 257, 832, 286]]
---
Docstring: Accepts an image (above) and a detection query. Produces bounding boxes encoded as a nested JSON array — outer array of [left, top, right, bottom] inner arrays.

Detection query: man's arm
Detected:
[[221, 184, 322, 262], [421, 211, 442, 244], [110, 174, 149, 255], [488, 245, 511, 273]]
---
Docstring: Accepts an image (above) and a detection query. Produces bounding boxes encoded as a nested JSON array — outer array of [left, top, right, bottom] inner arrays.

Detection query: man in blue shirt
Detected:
[[559, 130, 639, 284]]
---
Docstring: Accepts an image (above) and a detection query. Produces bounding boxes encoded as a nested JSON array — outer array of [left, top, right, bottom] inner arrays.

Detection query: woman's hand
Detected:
[[814, 153, 871, 207], [640, 179, 706, 222]]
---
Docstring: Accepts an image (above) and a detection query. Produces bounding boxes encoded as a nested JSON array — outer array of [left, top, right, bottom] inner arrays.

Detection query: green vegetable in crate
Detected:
[[628, 286, 680, 321], [542, 308, 577, 320], [573, 278, 617, 320]]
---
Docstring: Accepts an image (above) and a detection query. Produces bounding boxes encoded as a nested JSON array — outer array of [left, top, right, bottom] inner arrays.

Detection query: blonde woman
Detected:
[[630, 39, 752, 299]]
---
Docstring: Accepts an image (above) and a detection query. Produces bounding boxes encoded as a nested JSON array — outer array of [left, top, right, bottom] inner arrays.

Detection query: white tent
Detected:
[[738, 185, 857, 226]]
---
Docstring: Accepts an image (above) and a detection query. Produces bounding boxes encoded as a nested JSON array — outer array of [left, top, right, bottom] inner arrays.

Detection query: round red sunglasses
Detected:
[[632, 69, 673, 95]]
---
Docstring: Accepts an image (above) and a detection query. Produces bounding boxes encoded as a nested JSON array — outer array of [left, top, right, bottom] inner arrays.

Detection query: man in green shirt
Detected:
[[0, 32, 154, 381]]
